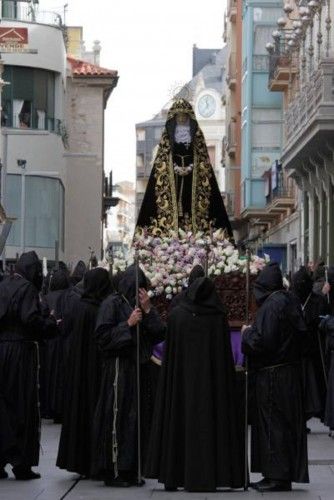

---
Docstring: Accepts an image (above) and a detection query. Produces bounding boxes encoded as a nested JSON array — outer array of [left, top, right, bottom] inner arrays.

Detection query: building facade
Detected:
[[223, 0, 299, 271], [0, 1, 118, 267], [267, 0, 334, 266], [223, 0, 243, 225], [104, 180, 135, 258], [1, 1, 68, 263]]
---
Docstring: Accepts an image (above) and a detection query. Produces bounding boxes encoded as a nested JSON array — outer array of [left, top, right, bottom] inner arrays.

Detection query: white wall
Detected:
[[1, 20, 67, 77]]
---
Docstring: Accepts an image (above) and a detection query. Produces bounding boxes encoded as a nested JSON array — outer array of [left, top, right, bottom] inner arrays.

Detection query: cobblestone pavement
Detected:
[[0, 419, 333, 500]]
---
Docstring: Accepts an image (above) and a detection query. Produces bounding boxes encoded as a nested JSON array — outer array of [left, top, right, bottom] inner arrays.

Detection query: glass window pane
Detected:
[[13, 66, 33, 101], [24, 176, 63, 249]]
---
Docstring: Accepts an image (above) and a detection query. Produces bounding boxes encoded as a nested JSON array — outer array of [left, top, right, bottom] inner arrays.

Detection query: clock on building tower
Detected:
[[197, 94, 216, 118]]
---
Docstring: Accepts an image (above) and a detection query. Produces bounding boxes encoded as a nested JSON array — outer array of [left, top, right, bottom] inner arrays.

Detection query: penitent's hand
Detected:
[[241, 324, 250, 334], [139, 288, 151, 314], [127, 308, 143, 327]]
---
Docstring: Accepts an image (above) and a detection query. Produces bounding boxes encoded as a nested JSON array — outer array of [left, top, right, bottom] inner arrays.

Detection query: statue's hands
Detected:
[[139, 288, 151, 314]]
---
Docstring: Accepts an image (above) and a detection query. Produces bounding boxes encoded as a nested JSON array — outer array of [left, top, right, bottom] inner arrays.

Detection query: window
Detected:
[[253, 26, 276, 55], [136, 129, 146, 141], [154, 127, 163, 140], [6, 175, 64, 249], [2, 66, 56, 131]]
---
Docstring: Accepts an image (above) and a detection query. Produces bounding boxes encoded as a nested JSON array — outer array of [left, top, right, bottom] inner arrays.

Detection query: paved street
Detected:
[[0, 419, 334, 500]]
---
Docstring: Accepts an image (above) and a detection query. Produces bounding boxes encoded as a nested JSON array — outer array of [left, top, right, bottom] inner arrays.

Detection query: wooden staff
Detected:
[[244, 248, 251, 490], [318, 266, 329, 389], [134, 251, 142, 485]]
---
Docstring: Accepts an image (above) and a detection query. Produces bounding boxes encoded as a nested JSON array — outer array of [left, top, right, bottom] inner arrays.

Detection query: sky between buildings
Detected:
[[43, 0, 226, 182]]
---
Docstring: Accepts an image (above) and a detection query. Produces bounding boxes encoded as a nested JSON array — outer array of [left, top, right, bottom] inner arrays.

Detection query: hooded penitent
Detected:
[[253, 262, 284, 305], [70, 260, 87, 286], [135, 98, 233, 238], [56, 269, 111, 476], [242, 264, 309, 485], [146, 276, 244, 491], [82, 268, 111, 303], [117, 264, 148, 307], [291, 267, 313, 304], [15, 251, 43, 291]]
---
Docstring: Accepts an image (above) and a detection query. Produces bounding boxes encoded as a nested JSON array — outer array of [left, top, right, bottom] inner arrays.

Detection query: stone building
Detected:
[[267, 0, 334, 266], [0, 1, 118, 267], [104, 180, 135, 258], [223, 0, 299, 271]]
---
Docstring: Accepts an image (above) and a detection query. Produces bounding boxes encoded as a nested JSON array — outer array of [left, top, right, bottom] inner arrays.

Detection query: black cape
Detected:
[[56, 268, 111, 476], [291, 267, 329, 419], [0, 251, 58, 467], [91, 265, 165, 479], [145, 277, 244, 491], [242, 263, 309, 483], [40, 269, 70, 420], [319, 316, 334, 429]]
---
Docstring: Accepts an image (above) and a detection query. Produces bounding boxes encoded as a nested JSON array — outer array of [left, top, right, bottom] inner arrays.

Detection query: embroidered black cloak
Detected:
[[136, 99, 233, 238]]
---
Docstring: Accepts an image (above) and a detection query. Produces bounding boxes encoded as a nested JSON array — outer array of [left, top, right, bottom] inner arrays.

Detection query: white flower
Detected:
[[165, 286, 172, 294], [224, 265, 232, 273], [166, 294, 173, 300], [223, 246, 234, 257], [214, 269, 222, 276], [208, 265, 216, 275]]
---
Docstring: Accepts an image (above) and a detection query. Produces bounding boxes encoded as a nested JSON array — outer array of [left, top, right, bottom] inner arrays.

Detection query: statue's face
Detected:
[[176, 112, 189, 125]]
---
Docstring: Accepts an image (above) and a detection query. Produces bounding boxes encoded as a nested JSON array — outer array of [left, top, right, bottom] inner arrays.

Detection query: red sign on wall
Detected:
[[0, 27, 28, 45]]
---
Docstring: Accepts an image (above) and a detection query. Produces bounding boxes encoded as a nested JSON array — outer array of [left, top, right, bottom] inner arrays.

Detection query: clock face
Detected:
[[198, 94, 216, 118]]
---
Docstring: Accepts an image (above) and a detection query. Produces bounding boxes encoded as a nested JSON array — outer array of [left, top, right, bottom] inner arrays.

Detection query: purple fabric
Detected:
[[154, 334, 243, 365], [230, 330, 244, 366], [153, 341, 165, 361]]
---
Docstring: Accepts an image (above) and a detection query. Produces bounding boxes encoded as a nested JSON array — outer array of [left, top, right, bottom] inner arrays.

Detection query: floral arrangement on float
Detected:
[[130, 229, 269, 300]]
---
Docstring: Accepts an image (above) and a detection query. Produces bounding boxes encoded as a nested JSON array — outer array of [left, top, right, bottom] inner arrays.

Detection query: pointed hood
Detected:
[[118, 264, 148, 307], [15, 251, 43, 291], [253, 262, 284, 305]]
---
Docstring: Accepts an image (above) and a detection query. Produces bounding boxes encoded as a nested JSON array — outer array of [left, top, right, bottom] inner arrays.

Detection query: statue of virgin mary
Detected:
[[135, 98, 233, 239]]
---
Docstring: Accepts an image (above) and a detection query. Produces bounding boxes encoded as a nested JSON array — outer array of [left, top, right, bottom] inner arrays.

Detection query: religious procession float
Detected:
[[111, 98, 267, 353]]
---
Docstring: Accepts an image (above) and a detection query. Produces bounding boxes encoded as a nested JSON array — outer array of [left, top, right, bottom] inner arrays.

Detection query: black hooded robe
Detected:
[[145, 277, 244, 491], [56, 268, 111, 477], [91, 265, 165, 480], [242, 263, 309, 484], [40, 270, 70, 421], [291, 267, 329, 420], [0, 251, 58, 468], [318, 316, 334, 429]]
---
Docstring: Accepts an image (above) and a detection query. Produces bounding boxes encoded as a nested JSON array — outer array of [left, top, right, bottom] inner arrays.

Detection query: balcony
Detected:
[[266, 187, 295, 215], [227, 0, 237, 23], [268, 51, 297, 92], [282, 59, 334, 169], [241, 206, 278, 224], [2, 1, 64, 26], [226, 52, 236, 90], [226, 121, 237, 158]]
